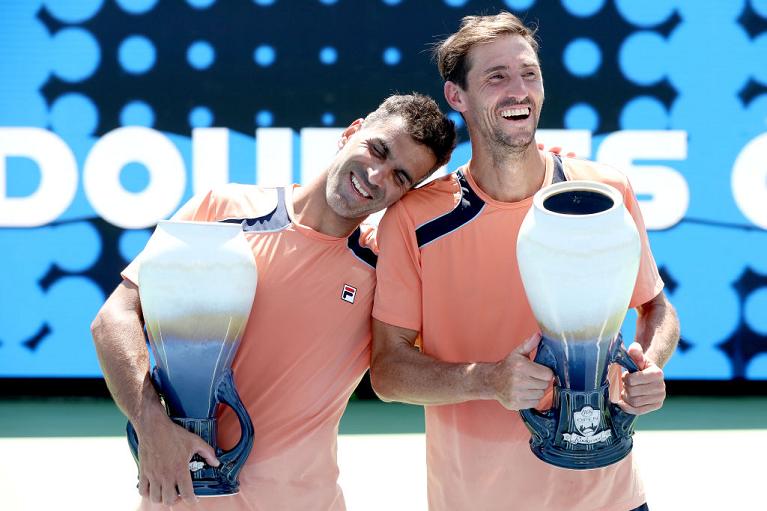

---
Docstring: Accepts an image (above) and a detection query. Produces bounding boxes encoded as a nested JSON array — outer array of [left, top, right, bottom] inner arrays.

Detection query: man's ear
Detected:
[[338, 118, 364, 149], [444, 81, 467, 113]]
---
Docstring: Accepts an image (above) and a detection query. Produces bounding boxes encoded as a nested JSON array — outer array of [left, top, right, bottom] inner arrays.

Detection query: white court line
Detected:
[[1, 431, 764, 510]]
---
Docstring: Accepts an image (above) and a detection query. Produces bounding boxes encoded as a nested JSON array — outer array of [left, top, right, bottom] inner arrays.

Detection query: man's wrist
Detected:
[[133, 385, 170, 432], [469, 361, 500, 401]]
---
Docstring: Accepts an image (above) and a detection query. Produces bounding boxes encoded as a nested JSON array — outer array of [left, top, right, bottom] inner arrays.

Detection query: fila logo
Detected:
[[341, 284, 357, 304]]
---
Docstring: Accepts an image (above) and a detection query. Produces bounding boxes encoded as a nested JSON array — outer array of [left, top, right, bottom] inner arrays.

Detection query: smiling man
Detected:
[[91, 93, 455, 511], [370, 13, 679, 511]]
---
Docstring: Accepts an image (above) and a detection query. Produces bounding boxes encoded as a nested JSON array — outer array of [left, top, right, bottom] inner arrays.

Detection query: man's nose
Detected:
[[367, 165, 389, 187], [505, 75, 528, 99]]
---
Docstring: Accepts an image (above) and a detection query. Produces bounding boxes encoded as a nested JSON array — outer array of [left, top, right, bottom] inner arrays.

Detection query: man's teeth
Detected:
[[351, 175, 371, 198], [501, 107, 530, 118]]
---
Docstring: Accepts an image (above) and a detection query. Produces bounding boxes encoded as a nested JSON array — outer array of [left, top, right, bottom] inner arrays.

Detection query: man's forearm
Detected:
[[634, 291, 680, 368], [371, 318, 500, 405], [90, 298, 165, 427], [371, 341, 497, 406], [92, 312, 159, 422], [370, 320, 551, 410]]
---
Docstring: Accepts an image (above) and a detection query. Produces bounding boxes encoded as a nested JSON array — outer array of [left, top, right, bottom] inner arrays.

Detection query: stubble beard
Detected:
[[487, 119, 537, 168], [326, 165, 379, 220], [492, 124, 535, 151], [326, 166, 355, 219]]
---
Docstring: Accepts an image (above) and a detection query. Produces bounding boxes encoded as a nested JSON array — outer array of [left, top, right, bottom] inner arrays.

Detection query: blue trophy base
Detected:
[[127, 368, 253, 496], [526, 385, 635, 470], [530, 437, 634, 471], [127, 417, 244, 496], [520, 335, 639, 470], [173, 417, 240, 496]]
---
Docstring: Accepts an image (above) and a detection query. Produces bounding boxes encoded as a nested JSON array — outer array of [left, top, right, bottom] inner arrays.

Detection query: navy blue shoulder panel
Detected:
[[220, 187, 291, 232], [414, 158, 566, 249], [552, 154, 567, 184], [347, 227, 377, 269], [415, 172, 485, 249]]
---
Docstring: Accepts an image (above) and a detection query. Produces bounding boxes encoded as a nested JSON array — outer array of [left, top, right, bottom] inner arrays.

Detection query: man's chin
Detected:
[[488, 127, 536, 152], [348, 206, 383, 220], [497, 138, 535, 154], [330, 201, 379, 221]]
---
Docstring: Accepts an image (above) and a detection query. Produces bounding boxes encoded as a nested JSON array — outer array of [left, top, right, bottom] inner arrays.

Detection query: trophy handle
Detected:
[[214, 368, 255, 485], [519, 338, 557, 445], [608, 334, 640, 436], [127, 420, 139, 465], [610, 333, 640, 373]]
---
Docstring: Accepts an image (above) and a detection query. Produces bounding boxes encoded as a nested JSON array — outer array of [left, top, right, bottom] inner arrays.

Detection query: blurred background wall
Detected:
[[1, 0, 767, 392]]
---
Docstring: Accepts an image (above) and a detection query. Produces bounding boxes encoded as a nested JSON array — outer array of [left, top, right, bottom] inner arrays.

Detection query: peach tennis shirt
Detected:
[[373, 153, 664, 511], [124, 184, 377, 511]]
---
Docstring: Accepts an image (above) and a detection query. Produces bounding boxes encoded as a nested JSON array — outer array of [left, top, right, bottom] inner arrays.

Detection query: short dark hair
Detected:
[[435, 11, 539, 90], [364, 93, 457, 180]]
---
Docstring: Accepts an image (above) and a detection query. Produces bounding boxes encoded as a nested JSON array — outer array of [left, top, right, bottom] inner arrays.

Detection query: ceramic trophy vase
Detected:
[[517, 180, 641, 470], [126, 220, 257, 495]]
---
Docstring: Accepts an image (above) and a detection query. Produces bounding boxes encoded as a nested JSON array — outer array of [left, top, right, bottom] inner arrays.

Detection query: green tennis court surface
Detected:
[[1, 395, 765, 437], [1, 397, 764, 510]]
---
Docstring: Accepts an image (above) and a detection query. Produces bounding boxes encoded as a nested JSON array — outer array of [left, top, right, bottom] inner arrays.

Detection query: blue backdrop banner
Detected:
[[1, 0, 766, 380]]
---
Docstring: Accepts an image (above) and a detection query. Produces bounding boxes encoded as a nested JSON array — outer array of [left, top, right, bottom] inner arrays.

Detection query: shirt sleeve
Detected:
[[623, 180, 665, 308], [372, 201, 423, 332], [120, 189, 217, 285]]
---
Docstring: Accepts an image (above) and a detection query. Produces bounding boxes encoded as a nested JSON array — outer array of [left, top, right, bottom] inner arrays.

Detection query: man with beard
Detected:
[[370, 13, 680, 511], [91, 93, 455, 510]]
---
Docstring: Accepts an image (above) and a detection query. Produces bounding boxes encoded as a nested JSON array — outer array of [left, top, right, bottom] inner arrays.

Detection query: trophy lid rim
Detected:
[[533, 180, 624, 219]]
